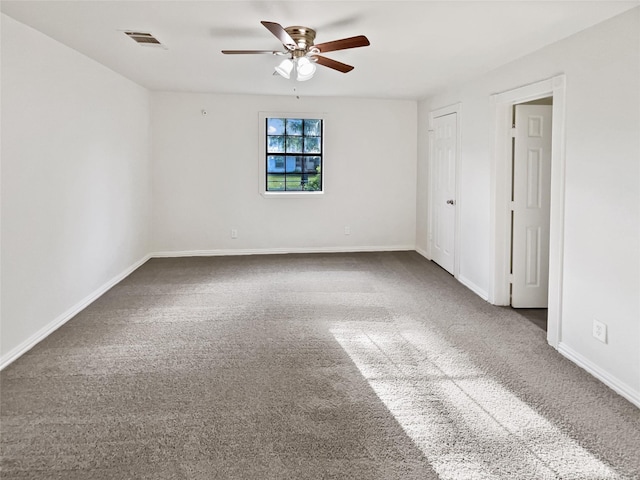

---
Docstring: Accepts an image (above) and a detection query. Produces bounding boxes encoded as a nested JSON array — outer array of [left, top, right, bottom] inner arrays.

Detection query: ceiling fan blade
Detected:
[[313, 55, 354, 73], [222, 50, 282, 55], [314, 35, 370, 53], [261, 21, 296, 48]]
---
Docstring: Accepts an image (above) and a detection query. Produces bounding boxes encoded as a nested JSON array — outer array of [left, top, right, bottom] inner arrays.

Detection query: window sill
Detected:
[[260, 191, 325, 199]]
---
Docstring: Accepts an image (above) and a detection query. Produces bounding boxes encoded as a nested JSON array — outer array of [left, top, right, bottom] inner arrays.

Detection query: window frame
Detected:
[[259, 112, 326, 197]]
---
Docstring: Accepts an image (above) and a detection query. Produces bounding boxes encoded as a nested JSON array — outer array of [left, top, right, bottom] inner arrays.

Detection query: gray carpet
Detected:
[[1, 252, 638, 479]]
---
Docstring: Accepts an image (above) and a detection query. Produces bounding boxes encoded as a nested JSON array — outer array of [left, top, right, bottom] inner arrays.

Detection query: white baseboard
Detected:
[[415, 247, 430, 260], [457, 274, 489, 301], [558, 342, 640, 408], [414, 249, 490, 302], [0, 254, 151, 370], [150, 245, 416, 258]]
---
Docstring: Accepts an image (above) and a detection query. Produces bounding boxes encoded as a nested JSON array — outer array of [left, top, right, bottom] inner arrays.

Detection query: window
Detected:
[[265, 117, 323, 192]]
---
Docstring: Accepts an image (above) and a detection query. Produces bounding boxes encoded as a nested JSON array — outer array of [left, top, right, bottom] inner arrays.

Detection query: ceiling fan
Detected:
[[222, 21, 370, 81]]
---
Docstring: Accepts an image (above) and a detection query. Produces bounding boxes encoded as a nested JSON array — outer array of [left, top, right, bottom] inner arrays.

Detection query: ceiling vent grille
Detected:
[[123, 31, 164, 47]]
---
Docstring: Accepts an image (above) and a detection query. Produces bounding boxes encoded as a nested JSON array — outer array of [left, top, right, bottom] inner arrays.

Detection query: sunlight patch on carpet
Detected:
[[331, 321, 621, 480]]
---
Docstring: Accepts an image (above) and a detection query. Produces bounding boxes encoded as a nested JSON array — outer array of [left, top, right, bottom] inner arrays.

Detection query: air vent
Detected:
[[123, 31, 165, 47]]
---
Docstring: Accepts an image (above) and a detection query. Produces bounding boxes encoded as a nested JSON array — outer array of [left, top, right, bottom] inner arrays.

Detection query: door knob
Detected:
[[446, 199, 455, 205]]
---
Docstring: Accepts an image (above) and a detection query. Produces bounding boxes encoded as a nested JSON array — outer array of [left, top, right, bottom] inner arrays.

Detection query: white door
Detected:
[[431, 113, 457, 274], [512, 105, 552, 307]]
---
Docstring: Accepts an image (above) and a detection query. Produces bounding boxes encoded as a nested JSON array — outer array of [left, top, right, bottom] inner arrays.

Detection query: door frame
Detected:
[[489, 75, 566, 348], [427, 103, 462, 278]]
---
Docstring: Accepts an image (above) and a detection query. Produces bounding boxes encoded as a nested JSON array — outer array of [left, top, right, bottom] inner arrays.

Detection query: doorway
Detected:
[[489, 75, 567, 348], [510, 98, 553, 330]]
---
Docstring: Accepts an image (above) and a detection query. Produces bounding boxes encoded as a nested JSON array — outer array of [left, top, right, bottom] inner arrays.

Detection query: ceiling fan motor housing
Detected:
[[284, 26, 317, 56]]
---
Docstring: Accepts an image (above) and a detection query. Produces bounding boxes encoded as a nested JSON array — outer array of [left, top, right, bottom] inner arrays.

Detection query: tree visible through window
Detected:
[[266, 117, 322, 192]]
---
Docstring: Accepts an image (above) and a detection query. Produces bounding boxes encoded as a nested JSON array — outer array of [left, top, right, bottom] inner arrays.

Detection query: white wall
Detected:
[[0, 14, 152, 364], [152, 93, 417, 254], [417, 8, 640, 402]]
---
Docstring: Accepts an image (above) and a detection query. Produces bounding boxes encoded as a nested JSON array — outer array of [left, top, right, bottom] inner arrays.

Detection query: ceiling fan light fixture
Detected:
[[296, 57, 316, 81], [275, 58, 294, 79]]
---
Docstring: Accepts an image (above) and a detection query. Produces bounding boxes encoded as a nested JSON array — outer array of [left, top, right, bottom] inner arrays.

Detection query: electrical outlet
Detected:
[[344, 226, 351, 235], [592, 319, 607, 344], [231, 228, 238, 239]]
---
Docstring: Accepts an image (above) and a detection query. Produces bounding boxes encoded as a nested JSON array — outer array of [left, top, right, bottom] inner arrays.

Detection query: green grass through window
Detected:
[[267, 174, 321, 191]]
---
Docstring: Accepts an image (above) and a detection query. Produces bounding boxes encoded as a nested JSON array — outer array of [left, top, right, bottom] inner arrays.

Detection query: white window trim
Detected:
[[259, 111, 327, 198]]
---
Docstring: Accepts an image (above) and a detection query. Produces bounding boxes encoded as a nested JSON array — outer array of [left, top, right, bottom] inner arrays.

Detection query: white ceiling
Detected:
[[2, 1, 637, 100]]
